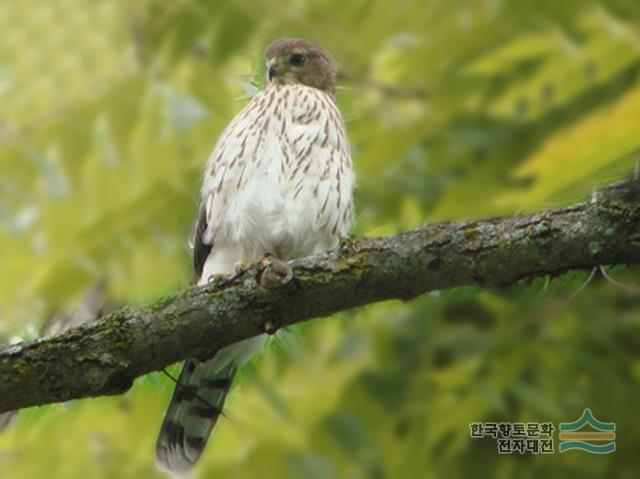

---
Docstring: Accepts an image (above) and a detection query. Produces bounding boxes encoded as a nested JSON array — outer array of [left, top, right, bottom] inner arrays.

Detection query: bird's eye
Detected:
[[290, 53, 306, 66]]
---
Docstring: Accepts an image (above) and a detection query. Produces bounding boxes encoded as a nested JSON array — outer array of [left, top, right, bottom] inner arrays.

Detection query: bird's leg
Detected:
[[233, 260, 247, 275], [207, 261, 249, 286], [259, 252, 275, 262], [207, 273, 228, 284]]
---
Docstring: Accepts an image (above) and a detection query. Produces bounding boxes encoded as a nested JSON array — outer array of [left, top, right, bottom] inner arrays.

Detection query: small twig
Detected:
[[543, 267, 598, 317], [565, 267, 598, 304], [599, 266, 640, 296]]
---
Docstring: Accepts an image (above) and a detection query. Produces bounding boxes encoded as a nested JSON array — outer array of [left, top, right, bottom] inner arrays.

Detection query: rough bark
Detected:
[[1, 179, 639, 413]]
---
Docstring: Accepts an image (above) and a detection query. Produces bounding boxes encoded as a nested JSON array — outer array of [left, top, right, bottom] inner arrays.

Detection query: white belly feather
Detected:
[[198, 84, 354, 282]]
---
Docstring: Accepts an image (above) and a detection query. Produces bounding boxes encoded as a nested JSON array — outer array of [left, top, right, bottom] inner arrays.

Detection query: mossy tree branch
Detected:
[[1, 179, 639, 413]]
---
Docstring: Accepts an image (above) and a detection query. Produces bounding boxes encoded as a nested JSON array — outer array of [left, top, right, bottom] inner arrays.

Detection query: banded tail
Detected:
[[155, 357, 234, 474], [155, 335, 265, 474]]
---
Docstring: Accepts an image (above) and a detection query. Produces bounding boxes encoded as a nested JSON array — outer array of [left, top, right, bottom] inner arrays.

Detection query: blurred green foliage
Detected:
[[1, 0, 640, 477]]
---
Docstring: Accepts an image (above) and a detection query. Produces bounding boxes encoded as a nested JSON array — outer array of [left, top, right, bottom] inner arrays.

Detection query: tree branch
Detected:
[[1, 179, 639, 413]]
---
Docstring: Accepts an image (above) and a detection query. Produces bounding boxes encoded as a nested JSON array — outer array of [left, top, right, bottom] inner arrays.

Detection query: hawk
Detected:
[[155, 38, 355, 473]]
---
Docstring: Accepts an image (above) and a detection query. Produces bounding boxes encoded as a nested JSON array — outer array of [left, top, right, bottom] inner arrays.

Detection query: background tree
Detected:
[[1, 1, 639, 477]]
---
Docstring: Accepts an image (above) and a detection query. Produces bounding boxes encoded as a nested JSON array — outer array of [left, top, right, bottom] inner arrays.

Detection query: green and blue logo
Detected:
[[559, 409, 615, 454]]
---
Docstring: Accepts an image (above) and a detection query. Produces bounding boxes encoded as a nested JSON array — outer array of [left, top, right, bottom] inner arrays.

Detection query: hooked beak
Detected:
[[267, 58, 281, 81]]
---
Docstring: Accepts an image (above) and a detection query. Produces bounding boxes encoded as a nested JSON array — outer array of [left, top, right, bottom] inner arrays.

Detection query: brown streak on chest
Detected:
[[216, 172, 225, 193], [321, 119, 330, 147], [292, 132, 305, 147], [282, 144, 291, 165], [293, 179, 305, 199], [251, 124, 266, 163], [236, 168, 245, 189], [300, 143, 314, 164], [266, 89, 276, 109], [290, 162, 302, 179], [210, 146, 226, 176], [321, 163, 330, 180], [319, 190, 330, 215]]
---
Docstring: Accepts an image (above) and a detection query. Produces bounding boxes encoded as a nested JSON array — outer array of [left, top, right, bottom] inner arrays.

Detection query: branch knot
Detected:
[[257, 255, 294, 289]]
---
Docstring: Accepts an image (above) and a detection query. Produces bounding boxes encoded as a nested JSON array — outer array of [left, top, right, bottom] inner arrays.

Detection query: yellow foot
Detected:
[[258, 252, 276, 265], [207, 273, 228, 284], [233, 261, 247, 275]]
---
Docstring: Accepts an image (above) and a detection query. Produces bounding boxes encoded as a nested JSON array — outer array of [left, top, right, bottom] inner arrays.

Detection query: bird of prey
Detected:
[[155, 38, 355, 474]]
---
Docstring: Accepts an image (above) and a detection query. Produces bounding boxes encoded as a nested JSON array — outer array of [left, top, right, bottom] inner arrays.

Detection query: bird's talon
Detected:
[[259, 253, 275, 264], [207, 273, 228, 284], [233, 261, 247, 275]]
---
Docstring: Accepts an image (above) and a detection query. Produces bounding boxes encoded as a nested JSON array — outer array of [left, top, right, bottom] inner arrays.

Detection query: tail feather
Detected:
[[156, 335, 266, 474], [155, 357, 235, 474]]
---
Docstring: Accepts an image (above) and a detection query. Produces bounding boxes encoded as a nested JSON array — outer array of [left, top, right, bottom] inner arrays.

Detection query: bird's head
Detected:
[[264, 38, 337, 94]]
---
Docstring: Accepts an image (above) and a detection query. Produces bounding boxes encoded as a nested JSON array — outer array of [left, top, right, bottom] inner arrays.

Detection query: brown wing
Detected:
[[190, 204, 212, 283]]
